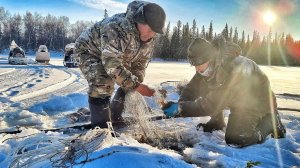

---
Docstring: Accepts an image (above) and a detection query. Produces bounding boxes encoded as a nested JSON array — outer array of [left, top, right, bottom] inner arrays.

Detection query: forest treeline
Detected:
[[1, 7, 299, 66]]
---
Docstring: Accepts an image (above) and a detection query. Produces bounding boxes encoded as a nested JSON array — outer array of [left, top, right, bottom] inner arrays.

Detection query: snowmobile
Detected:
[[63, 43, 78, 67], [8, 41, 28, 65], [35, 45, 50, 64]]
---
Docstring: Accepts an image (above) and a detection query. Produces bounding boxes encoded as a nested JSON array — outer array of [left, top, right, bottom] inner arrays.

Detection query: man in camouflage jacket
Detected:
[[75, 1, 166, 128], [164, 37, 286, 147]]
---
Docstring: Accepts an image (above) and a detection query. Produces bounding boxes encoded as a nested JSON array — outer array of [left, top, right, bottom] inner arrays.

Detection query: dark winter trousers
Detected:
[[225, 111, 285, 147], [110, 88, 126, 122], [88, 87, 126, 128], [184, 106, 284, 147], [88, 96, 111, 128]]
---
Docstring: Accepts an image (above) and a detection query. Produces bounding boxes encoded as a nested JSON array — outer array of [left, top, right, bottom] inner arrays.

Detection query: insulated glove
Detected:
[[162, 102, 179, 117], [135, 83, 155, 97]]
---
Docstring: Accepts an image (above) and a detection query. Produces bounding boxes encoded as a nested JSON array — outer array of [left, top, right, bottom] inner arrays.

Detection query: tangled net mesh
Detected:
[[5, 81, 189, 167], [123, 81, 188, 150], [7, 127, 111, 168]]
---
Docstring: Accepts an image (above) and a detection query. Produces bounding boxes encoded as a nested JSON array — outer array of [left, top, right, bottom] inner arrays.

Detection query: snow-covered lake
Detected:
[[0, 55, 299, 167]]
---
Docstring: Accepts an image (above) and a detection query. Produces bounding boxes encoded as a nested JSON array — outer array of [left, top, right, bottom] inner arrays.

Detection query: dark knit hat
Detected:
[[133, 3, 166, 34], [187, 38, 218, 66]]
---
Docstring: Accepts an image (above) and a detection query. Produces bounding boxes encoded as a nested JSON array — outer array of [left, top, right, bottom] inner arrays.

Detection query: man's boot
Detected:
[[88, 96, 111, 128], [197, 112, 226, 132], [271, 110, 286, 138], [110, 88, 127, 128], [257, 110, 286, 142]]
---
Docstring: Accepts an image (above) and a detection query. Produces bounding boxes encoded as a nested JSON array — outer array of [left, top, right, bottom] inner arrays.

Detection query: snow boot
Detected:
[[271, 110, 286, 138], [197, 112, 225, 132], [88, 96, 111, 128], [257, 110, 286, 141], [110, 88, 127, 128]]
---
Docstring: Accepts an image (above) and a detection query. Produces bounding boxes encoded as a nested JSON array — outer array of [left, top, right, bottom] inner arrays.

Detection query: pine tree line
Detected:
[[1, 6, 299, 66], [154, 20, 300, 66]]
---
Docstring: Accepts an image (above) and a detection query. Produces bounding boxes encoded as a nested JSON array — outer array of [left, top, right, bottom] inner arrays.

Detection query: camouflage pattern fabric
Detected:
[[75, 1, 155, 98]]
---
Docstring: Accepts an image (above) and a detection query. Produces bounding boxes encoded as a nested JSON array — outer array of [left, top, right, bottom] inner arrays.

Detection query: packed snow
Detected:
[[0, 55, 300, 167]]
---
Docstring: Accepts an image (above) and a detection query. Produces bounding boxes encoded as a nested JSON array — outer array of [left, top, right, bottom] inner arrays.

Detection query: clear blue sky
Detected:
[[1, 0, 300, 40]]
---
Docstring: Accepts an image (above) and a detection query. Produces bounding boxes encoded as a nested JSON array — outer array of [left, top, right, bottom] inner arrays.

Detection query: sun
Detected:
[[263, 10, 277, 26]]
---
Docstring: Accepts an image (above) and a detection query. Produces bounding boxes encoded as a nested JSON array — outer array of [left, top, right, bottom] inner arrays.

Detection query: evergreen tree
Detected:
[[247, 34, 250, 45], [274, 32, 278, 44], [239, 30, 245, 49], [191, 19, 197, 37], [169, 21, 182, 59], [267, 28, 272, 65], [229, 26, 233, 41], [280, 32, 285, 45], [267, 27, 272, 44], [207, 21, 213, 41], [170, 27, 178, 59], [257, 32, 261, 43], [174, 20, 182, 59], [161, 22, 170, 58], [179, 23, 191, 59], [285, 34, 294, 45], [233, 27, 238, 43], [244, 34, 251, 57], [153, 34, 164, 58], [262, 36, 266, 45], [104, 9, 108, 18], [222, 23, 229, 41], [200, 25, 205, 38]]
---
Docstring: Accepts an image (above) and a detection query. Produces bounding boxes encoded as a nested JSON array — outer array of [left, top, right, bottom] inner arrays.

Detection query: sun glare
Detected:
[[263, 10, 277, 26]]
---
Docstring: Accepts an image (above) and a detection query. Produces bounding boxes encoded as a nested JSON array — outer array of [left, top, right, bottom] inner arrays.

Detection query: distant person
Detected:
[[75, 1, 166, 128], [163, 37, 286, 147]]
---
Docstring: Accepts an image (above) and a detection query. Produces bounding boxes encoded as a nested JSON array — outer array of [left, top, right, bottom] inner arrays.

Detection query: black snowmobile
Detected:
[[63, 43, 78, 67]]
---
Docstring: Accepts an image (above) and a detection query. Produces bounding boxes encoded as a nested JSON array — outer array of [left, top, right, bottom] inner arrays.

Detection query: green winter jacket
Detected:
[[179, 55, 276, 121]]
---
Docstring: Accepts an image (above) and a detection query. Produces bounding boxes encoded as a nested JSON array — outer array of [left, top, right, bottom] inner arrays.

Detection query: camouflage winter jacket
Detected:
[[75, 1, 155, 91], [179, 55, 276, 120]]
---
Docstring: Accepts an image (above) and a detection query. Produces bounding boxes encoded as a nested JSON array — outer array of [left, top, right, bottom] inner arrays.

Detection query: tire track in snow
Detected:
[[0, 69, 16, 76], [19, 69, 88, 107], [0, 69, 32, 89], [0, 76, 38, 93], [0, 68, 46, 94], [10, 69, 77, 102]]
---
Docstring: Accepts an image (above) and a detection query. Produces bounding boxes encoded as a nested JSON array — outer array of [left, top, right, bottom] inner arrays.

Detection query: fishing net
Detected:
[[3, 81, 190, 167], [5, 127, 111, 168], [123, 81, 188, 149]]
